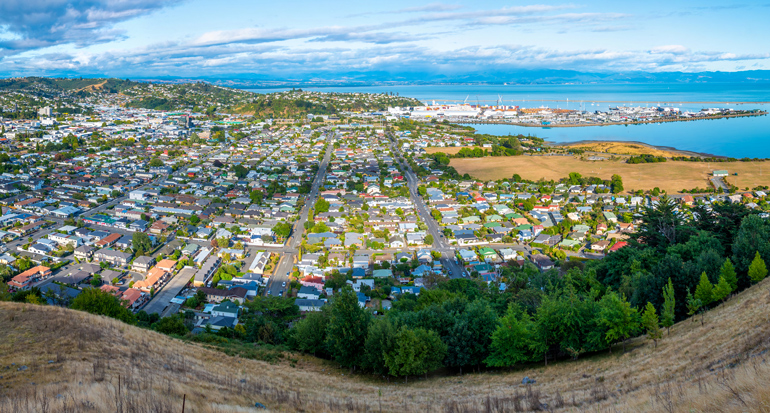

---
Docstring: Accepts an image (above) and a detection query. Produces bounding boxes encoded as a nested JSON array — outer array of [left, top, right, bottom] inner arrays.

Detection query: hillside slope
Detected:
[[2, 279, 770, 412]]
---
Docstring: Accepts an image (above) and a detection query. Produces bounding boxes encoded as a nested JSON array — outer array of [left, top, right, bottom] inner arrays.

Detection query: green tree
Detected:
[[424, 234, 434, 245], [71, 288, 137, 325], [325, 286, 370, 370], [384, 326, 446, 382], [132, 232, 152, 253], [289, 309, 330, 357], [610, 174, 624, 194], [362, 318, 395, 375], [148, 158, 164, 167], [712, 275, 732, 303], [153, 314, 189, 335], [686, 290, 704, 326], [661, 278, 675, 335], [641, 302, 662, 348], [249, 190, 264, 204], [189, 214, 200, 225], [273, 222, 293, 239], [444, 299, 498, 372], [694, 272, 714, 306], [314, 197, 330, 214], [748, 251, 768, 284], [598, 291, 639, 353], [485, 304, 540, 367], [720, 258, 738, 292]]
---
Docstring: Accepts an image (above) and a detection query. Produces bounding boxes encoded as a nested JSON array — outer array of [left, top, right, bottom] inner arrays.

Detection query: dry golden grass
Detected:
[[561, 142, 684, 158], [3, 278, 770, 412], [425, 146, 484, 155], [450, 156, 770, 193]]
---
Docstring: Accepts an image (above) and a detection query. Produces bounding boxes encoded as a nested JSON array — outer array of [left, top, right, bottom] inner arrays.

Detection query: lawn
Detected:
[[450, 155, 770, 193]]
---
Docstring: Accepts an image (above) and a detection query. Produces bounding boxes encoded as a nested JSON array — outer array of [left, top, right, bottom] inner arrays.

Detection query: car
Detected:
[[282, 281, 286, 287], [278, 291, 283, 297]]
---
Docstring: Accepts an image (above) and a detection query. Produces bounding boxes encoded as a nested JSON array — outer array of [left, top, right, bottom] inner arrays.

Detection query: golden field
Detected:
[[3, 276, 770, 412], [450, 156, 770, 193]]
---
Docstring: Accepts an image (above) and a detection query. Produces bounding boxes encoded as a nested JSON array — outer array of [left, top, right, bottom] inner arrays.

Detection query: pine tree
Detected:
[[686, 291, 704, 326], [748, 251, 768, 284], [661, 278, 675, 336], [712, 275, 732, 303], [720, 258, 738, 292], [641, 302, 662, 348], [694, 272, 713, 306]]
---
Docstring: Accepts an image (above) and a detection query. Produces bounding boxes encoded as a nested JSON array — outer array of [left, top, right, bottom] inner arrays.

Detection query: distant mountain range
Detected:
[[3, 70, 770, 90], [129, 69, 770, 89]]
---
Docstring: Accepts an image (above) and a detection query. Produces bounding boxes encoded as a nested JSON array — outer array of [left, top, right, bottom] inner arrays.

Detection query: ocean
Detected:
[[247, 83, 770, 158]]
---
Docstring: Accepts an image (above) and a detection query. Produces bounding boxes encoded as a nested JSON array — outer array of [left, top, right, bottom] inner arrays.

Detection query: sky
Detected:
[[0, 0, 769, 79]]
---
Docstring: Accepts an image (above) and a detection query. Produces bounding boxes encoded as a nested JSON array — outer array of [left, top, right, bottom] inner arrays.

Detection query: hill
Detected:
[[2, 279, 770, 412]]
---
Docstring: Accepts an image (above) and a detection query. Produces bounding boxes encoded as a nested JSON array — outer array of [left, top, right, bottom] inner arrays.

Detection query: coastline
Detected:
[[546, 140, 723, 159], [460, 111, 767, 128]]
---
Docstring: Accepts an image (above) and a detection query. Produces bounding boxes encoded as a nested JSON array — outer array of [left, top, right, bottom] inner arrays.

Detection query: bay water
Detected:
[[248, 83, 770, 158]]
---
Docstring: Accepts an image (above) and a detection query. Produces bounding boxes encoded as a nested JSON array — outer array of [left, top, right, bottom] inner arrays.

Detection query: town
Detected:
[[0, 81, 766, 334]]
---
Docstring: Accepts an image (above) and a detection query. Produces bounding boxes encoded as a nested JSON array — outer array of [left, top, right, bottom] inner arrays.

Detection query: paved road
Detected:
[[266, 135, 333, 296], [711, 176, 729, 192], [387, 136, 466, 278]]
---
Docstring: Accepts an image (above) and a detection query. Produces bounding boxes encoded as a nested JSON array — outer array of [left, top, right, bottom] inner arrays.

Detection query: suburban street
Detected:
[[265, 134, 333, 296]]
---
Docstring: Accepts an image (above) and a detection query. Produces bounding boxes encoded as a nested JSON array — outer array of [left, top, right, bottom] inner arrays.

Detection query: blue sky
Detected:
[[0, 0, 768, 78]]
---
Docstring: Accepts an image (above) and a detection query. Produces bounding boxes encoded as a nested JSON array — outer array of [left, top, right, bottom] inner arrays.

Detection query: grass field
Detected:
[[450, 156, 770, 193], [560, 142, 687, 158], [3, 277, 770, 412]]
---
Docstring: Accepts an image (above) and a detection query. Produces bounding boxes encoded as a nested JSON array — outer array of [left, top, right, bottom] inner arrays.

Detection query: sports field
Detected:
[[450, 156, 770, 193]]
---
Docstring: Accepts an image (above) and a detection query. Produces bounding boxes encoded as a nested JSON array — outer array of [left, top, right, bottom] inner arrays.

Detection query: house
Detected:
[[347, 279, 374, 292], [295, 298, 326, 312], [94, 248, 132, 267], [121, 288, 148, 309], [297, 285, 321, 299], [132, 256, 156, 273], [531, 255, 554, 271], [591, 240, 611, 252], [211, 301, 240, 318], [74, 245, 95, 260], [248, 251, 270, 275], [197, 286, 248, 304], [8, 266, 52, 291]]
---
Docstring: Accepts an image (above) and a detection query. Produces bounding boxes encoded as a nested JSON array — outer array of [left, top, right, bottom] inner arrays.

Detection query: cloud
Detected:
[[650, 45, 690, 55], [0, 0, 182, 53]]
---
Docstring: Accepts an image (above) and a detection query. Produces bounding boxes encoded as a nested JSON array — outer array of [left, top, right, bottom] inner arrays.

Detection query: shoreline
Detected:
[[546, 140, 723, 159], [459, 111, 767, 128]]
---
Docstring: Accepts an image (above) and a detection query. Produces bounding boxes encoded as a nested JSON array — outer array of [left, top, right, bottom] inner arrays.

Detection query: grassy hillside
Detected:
[[2, 278, 770, 412]]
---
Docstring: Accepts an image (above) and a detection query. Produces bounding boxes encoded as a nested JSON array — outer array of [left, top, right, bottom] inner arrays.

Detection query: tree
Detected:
[[148, 158, 164, 167], [325, 286, 370, 370], [71, 288, 137, 325], [314, 197, 330, 214], [748, 251, 767, 284], [362, 318, 395, 375], [290, 309, 330, 357], [273, 222, 292, 239], [384, 326, 446, 382], [444, 300, 498, 372], [686, 290, 704, 326], [720, 258, 738, 292], [249, 190, 263, 204], [424, 234, 434, 245], [610, 174, 624, 194], [598, 291, 639, 353], [694, 272, 713, 306], [153, 314, 189, 335], [485, 304, 540, 367], [641, 302, 662, 348], [132, 232, 152, 253], [712, 275, 732, 303], [661, 278, 675, 335], [189, 214, 200, 225]]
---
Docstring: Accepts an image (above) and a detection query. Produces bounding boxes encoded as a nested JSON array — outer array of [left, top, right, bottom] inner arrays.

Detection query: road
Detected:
[[265, 135, 333, 296], [388, 135, 465, 279], [711, 176, 729, 192]]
